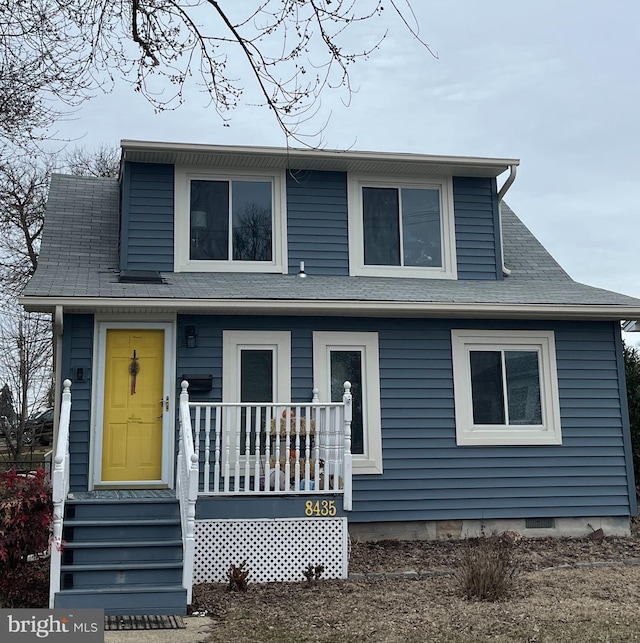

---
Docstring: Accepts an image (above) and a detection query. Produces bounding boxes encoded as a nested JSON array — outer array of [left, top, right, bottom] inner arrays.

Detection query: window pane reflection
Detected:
[[330, 351, 364, 454]]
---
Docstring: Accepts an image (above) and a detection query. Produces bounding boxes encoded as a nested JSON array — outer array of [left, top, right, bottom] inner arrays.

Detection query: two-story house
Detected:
[[21, 140, 640, 615]]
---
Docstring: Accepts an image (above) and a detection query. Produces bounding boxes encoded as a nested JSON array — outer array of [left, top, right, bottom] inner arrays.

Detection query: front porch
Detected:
[[49, 379, 354, 614]]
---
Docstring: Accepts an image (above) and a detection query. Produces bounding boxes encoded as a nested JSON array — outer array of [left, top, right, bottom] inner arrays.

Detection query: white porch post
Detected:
[[342, 381, 353, 511]]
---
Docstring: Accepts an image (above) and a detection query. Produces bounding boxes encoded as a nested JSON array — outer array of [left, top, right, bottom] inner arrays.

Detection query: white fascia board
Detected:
[[120, 140, 520, 177], [19, 296, 640, 321]]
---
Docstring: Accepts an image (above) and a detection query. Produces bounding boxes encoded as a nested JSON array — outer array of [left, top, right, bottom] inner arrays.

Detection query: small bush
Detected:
[[455, 534, 519, 602], [303, 563, 325, 582], [0, 468, 52, 607], [227, 561, 249, 592]]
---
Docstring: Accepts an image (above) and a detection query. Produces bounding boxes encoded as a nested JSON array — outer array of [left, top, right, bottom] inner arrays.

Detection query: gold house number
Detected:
[[304, 500, 337, 517]]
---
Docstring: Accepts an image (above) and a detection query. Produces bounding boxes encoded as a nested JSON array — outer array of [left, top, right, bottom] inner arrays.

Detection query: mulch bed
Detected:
[[348, 532, 640, 574]]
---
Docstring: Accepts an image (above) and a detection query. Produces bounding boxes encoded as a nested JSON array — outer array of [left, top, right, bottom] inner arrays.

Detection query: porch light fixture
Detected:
[[185, 325, 197, 348]]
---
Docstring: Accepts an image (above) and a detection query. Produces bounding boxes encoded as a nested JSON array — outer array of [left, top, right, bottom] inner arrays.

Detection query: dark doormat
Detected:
[[105, 615, 186, 630]]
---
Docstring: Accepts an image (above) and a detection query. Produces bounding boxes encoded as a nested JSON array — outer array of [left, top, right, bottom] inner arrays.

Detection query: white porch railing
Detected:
[[49, 379, 72, 609], [176, 381, 199, 604], [179, 382, 352, 510]]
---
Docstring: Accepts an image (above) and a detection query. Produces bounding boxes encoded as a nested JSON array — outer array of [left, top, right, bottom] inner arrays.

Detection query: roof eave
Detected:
[[120, 140, 519, 179], [19, 296, 640, 321]]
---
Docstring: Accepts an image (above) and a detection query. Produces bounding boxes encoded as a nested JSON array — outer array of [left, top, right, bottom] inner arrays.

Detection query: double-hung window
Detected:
[[348, 176, 456, 278], [451, 330, 562, 446], [175, 168, 287, 272]]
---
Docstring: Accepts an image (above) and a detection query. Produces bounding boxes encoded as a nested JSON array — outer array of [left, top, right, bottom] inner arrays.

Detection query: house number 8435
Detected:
[[305, 500, 337, 517]]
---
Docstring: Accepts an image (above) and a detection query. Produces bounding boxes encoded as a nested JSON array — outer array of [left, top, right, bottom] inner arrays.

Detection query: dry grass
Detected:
[[454, 534, 519, 601], [194, 531, 640, 643]]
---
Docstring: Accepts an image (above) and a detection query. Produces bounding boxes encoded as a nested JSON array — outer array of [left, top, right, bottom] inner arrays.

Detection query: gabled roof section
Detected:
[[121, 140, 518, 179], [22, 169, 640, 320]]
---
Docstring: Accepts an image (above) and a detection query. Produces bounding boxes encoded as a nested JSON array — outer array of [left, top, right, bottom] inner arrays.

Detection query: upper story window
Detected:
[[175, 167, 287, 273], [348, 175, 456, 279]]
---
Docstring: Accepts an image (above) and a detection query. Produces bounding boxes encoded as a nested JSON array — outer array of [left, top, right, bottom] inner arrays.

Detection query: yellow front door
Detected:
[[101, 329, 165, 482]]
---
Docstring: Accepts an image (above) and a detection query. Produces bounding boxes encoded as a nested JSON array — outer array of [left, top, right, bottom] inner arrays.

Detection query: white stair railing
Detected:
[[176, 381, 199, 603], [49, 379, 72, 609]]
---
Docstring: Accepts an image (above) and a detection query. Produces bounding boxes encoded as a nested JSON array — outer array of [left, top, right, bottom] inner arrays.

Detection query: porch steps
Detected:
[[54, 497, 187, 616]]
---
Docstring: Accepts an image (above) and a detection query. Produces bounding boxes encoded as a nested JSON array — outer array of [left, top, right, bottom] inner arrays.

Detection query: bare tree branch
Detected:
[[1, 1, 434, 146], [63, 143, 120, 178], [0, 306, 53, 461], [0, 158, 52, 296]]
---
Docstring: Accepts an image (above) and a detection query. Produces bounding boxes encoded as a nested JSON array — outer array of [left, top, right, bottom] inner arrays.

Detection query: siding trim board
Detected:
[[119, 165, 131, 271], [614, 325, 638, 515]]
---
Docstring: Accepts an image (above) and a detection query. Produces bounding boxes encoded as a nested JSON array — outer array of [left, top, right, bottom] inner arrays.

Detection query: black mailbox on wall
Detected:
[[181, 374, 213, 393]]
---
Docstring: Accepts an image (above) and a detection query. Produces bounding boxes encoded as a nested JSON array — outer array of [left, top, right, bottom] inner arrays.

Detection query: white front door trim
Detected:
[[91, 320, 176, 489]]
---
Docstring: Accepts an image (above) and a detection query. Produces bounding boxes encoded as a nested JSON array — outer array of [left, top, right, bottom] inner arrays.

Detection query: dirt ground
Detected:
[[193, 522, 640, 643]]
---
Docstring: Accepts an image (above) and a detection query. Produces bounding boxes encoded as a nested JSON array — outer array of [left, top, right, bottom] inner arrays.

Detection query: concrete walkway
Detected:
[[104, 617, 212, 643]]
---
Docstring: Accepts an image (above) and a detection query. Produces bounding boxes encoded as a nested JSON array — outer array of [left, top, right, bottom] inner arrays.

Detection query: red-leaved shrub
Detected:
[[0, 560, 50, 608], [0, 468, 52, 607]]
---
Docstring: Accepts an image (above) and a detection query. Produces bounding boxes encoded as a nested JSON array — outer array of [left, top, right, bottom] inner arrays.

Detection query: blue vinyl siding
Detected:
[[174, 316, 633, 522], [121, 162, 174, 271], [62, 312, 632, 519], [119, 163, 503, 279], [62, 314, 94, 492], [453, 176, 502, 280], [287, 170, 349, 275]]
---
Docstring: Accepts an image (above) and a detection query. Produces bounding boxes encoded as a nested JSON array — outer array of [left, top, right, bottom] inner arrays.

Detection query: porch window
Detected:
[[222, 331, 291, 455], [313, 331, 382, 474], [174, 168, 287, 273], [240, 348, 274, 454], [330, 351, 364, 454], [451, 330, 562, 446], [348, 175, 456, 279]]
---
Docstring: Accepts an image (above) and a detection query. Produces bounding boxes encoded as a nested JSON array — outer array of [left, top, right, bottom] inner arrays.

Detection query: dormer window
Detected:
[[190, 179, 272, 261], [175, 168, 287, 273], [348, 175, 456, 279]]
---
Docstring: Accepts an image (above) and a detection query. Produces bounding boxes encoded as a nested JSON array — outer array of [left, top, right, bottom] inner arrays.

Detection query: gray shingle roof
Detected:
[[22, 174, 640, 313]]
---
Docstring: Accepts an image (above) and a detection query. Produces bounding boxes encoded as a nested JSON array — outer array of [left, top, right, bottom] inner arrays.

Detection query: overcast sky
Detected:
[[50, 1, 640, 313]]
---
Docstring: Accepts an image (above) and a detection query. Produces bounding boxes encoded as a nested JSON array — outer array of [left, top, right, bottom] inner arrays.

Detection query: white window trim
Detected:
[[174, 166, 288, 273], [347, 174, 457, 279], [313, 331, 383, 474], [222, 331, 291, 466], [451, 329, 562, 446], [222, 331, 291, 404]]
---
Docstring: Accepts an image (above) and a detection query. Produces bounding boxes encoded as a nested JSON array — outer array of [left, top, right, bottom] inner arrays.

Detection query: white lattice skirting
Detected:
[[193, 518, 349, 584]]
